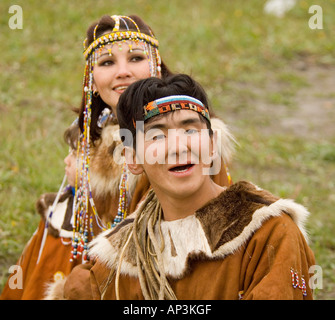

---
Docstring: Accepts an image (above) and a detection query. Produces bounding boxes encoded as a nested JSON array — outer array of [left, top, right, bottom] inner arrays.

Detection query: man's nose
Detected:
[[167, 130, 188, 161]]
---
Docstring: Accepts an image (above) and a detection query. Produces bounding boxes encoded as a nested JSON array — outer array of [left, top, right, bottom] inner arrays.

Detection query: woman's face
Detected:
[[93, 41, 157, 114]]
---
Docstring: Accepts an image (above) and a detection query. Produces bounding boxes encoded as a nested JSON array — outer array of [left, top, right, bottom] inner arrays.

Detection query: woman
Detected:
[[0, 15, 234, 300]]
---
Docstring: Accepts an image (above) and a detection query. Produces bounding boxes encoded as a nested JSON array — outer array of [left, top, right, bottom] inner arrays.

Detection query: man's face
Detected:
[[132, 110, 215, 200]]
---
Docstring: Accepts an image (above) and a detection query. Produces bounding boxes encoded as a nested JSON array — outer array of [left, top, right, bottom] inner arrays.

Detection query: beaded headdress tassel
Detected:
[[70, 15, 161, 263]]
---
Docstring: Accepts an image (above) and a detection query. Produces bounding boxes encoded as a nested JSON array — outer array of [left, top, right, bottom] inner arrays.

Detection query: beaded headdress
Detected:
[[83, 15, 161, 76], [71, 15, 161, 263]]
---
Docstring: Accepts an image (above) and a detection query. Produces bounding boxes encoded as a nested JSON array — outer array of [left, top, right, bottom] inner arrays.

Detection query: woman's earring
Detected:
[[93, 90, 100, 97]]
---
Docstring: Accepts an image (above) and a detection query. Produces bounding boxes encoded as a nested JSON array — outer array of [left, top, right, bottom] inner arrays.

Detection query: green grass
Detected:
[[1, 0, 335, 299]]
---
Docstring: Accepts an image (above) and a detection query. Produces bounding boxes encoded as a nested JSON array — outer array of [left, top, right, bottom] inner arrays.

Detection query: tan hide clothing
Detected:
[[59, 181, 315, 300], [0, 188, 79, 300]]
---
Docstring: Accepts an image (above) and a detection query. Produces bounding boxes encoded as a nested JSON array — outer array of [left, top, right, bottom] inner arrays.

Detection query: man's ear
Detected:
[[124, 146, 144, 175]]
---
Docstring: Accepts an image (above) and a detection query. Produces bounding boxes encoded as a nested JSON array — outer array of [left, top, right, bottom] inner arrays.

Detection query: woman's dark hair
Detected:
[[75, 15, 173, 143], [117, 74, 212, 147]]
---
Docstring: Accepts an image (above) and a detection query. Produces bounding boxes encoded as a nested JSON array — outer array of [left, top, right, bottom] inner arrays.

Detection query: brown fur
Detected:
[[90, 125, 123, 198], [36, 189, 73, 220], [35, 189, 73, 238], [195, 181, 279, 251], [44, 278, 67, 300]]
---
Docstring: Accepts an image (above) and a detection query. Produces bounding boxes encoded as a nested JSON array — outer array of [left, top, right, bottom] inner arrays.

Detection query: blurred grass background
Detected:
[[1, 0, 334, 299]]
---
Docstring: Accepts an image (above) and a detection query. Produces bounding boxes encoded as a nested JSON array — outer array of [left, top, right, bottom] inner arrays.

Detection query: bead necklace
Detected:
[[112, 162, 129, 228]]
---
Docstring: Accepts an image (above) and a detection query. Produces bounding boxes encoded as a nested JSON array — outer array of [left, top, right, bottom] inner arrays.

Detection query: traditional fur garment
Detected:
[[210, 117, 235, 165], [61, 181, 315, 300], [90, 124, 140, 199], [89, 181, 309, 278]]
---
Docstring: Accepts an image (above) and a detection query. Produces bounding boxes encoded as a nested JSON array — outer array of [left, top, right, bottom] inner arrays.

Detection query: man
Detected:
[[52, 74, 315, 300]]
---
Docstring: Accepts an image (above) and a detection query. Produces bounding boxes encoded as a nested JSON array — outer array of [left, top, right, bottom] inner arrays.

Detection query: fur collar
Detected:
[[90, 124, 139, 198], [211, 117, 236, 164], [89, 181, 310, 279]]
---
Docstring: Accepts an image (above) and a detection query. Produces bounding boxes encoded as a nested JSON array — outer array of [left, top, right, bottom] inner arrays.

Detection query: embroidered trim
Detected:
[[290, 268, 307, 296], [143, 95, 210, 122]]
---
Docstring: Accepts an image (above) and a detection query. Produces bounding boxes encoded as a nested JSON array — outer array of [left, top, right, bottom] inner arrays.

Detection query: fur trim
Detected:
[[213, 195, 310, 260], [89, 125, 124, 197], [265, 198, 310, 241], [89, 181, 311, 279], [89, 213, 141, 278], [211, 117, 236, 164], [90, 124, 139, 198], [156, 215, 211, 278], [36, 190, 71, 220], [89, 224, 139, 277], [44, 278, 67, 300], [35, 190, 73, 238]]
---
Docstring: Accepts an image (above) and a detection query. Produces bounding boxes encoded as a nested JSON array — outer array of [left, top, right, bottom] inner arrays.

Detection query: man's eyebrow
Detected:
[[178, 117, 202, 126], [144, 122, 167, 133], [144, 116, 202, 133]]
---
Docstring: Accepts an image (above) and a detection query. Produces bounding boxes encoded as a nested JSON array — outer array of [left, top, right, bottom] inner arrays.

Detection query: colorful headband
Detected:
[[143, 95, 210, 123]]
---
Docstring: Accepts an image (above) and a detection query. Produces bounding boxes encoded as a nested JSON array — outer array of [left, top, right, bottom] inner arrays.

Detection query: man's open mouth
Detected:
[[169, 164, 195, 173]]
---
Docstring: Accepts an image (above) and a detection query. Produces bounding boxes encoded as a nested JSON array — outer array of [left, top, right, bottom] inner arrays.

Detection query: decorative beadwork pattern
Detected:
[[143, 95, 210, 122], [112, 162, 129, 228], [84, 31, 159, 59], [290, 268, 307, 296]]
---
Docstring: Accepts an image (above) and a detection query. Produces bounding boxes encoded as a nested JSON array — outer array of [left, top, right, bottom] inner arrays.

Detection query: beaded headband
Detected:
[[143, 95, 211, 123], [83, 31, 159, 59], [83, 15, 160, 65]]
